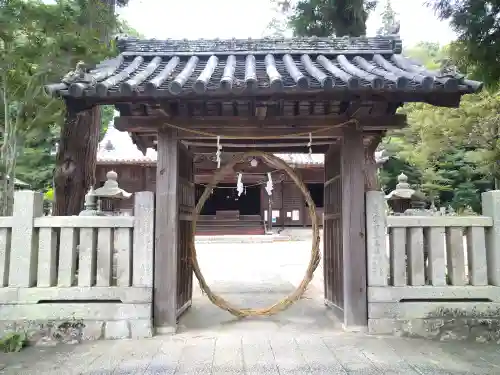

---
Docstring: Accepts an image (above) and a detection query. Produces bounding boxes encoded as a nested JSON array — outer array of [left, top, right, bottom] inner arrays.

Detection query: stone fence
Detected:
[[0, 190, 154, 344], [366, 190, 500, 342]]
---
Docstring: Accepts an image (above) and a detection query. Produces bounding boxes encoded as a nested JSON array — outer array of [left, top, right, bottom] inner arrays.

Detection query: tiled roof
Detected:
[[117, 37, 401, 55], [97, 119, 157, 164], [274, 151, 388, 166], [274, 153, 325, 166], [97, 118, 388, 166], [47, 37, 481, 98]]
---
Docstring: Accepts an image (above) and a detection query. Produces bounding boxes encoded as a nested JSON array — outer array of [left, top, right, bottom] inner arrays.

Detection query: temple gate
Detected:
[[47, 35, 480, 333]]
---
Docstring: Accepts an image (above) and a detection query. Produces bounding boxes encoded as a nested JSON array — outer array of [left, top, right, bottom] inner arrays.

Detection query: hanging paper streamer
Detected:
[[307, 132, 312, 156], [216, 136, 222, 168], [265, 172, 274, 196], [236, 173, 244, 196]]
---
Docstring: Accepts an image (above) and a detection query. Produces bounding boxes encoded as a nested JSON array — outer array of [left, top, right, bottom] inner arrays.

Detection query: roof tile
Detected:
[[47, 37, 481, 99]]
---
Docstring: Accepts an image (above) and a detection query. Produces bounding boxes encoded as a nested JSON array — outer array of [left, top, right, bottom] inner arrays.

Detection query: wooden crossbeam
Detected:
[[114, 114, 407, 137], [186, 145, 332, 153]]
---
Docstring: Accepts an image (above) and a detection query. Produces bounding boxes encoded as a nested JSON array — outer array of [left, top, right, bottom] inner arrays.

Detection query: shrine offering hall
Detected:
[[95, 141, 389, 235], [47, 36, 479, 331], [96, 140, 341, 235]]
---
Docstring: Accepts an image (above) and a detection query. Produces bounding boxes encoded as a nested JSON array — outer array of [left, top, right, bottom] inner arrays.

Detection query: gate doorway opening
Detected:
[[306, 183, 324, 208], [195, 183, 261, 216], [178, 239, 334, 333]]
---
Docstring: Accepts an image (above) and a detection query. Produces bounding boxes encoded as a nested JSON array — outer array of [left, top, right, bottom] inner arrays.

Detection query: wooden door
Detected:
[[282, 182, 304, 226], [323, 146, 344, 320], [262, 182, 282, 226], [176, 144, 195, 318]]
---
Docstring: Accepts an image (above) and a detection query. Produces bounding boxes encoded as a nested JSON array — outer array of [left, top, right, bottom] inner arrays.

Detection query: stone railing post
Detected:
[[482, 190, 500, 285], [366, 190, 389, 286], [132, 191, 154, 287], [9, 190, 44, 287]]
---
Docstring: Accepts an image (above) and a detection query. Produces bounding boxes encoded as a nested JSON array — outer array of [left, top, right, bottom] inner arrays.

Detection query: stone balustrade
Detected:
[[366, 190, 500, 342], [0, 190, 154, 344]]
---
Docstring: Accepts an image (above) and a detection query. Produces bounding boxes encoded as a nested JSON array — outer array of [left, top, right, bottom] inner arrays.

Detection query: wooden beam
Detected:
[[188, 145, 331, 153], [183, 140, 335, 148], [123, 127, 397, 141], [130, 133, 148, 154], [158, 128, 343, 140], [154, 128, 179, 333], [114, 114, 407, 133], [341, 126, 368, 329], [183, 140, 335, 154]]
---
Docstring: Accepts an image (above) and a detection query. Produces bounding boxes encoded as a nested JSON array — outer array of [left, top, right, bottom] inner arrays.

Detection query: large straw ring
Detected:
[[189, 150, 321, 317]]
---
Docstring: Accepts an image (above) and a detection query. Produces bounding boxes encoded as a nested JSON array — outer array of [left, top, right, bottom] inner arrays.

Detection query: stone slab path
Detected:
[[1, 331, 500, 374], [1, 240, 499, 374]]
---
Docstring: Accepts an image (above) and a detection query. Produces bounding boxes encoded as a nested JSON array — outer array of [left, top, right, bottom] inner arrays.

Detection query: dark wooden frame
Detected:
[[154, 129, 195, 332]]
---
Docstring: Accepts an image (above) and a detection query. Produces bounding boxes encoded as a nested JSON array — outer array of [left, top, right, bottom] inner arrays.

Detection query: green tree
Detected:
[[384, 92, 499, 211], [381, 42, 498, 210], [273, 0, 378, 37], [0, 0, 119, 213], [427, 0, 500, 88], [53, 0, 128, 215]]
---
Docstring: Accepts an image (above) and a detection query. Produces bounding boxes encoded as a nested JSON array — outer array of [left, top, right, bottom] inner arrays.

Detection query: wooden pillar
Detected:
[[364, 135, 381, 191], [341, 126, 368, 329], [154, 128, 179, 333]]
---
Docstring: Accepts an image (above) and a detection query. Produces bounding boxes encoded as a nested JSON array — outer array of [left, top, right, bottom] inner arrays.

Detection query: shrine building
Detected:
[[96, 122, 388, 234]]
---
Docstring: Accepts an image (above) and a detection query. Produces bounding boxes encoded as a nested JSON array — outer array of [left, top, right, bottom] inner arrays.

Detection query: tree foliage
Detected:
[[0, 0, 129, 213], [427, 0, 500, 88], [271, 0, 378, 37], [381, 43, 499, 212], [0, 0, 108, 212], [52, 0, 131, 216]]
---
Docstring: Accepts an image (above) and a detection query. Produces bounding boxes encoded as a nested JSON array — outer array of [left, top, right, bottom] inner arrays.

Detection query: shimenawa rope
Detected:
[[172, 120, 358, 316], [189, 150, 321, 317], [164, 118, 358, 139]]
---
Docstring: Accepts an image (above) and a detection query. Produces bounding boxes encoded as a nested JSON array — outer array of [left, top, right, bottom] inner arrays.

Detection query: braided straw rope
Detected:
[[165, 119, 357, 139], [189, 150, 321, 317]]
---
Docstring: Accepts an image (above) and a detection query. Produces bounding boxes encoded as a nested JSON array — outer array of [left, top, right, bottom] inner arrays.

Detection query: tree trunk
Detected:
[[53, 0, 116, 215], [53, 101, 100, 216], [88, 0, 116, 42]]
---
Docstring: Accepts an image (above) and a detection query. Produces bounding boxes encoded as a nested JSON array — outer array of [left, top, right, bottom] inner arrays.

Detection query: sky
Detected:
[[118, 0, 456, 48]]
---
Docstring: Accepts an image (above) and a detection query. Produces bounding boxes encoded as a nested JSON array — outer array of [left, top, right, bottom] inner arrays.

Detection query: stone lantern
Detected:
[[94, 171, 132, 215], [79, 186, 102, 216], [385, 173, 427, 215], [79, 171, 131, 216]]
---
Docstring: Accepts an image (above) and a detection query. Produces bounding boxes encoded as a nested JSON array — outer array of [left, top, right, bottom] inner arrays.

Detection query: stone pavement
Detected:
[[1, 240, 499, 374], [1, 330, 500, 374]]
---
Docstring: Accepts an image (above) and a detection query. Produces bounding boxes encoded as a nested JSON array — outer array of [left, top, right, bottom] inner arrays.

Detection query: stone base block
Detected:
[[369, 318, 500, 344], [155, 325, 177, 335], [130, 319, 153, 338], [0, 318, 153, 346], [342, 324, 368, 334], [105, 320, 129, 340], [0, 301, 153, 345]]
